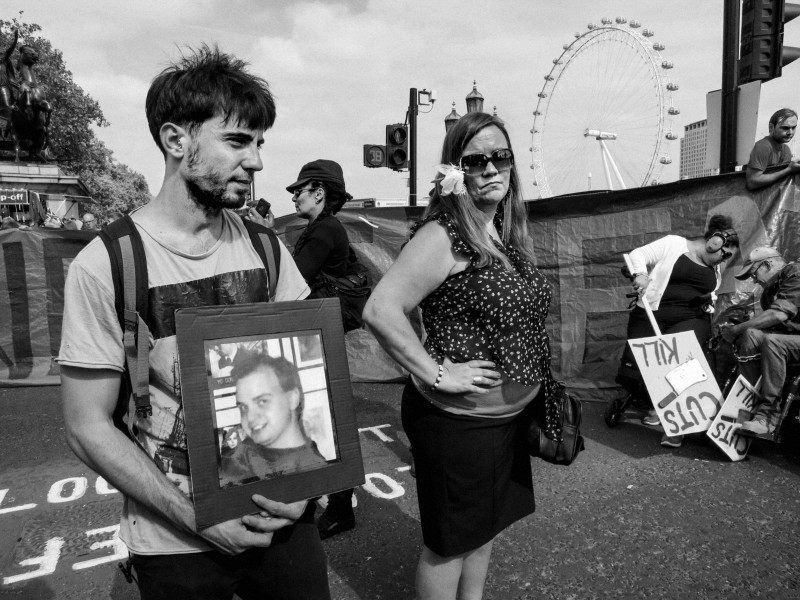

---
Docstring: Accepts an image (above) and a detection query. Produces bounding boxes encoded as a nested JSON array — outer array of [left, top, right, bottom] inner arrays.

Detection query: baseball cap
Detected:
[[734, 246, 782, 280]]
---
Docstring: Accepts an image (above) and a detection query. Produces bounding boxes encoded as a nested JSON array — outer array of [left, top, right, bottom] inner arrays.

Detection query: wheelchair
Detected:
[[735, 362, 800, 448]]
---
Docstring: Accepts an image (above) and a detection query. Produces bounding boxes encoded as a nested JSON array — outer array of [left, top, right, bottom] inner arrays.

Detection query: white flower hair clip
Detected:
[[434, 163, 467, 200]]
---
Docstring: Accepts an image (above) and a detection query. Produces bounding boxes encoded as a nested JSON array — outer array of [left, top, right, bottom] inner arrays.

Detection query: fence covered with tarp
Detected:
[[1, 171, 798, 394]]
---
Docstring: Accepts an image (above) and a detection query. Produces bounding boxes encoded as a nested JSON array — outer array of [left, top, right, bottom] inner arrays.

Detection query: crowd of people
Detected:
[[53, 44, 800, 600]]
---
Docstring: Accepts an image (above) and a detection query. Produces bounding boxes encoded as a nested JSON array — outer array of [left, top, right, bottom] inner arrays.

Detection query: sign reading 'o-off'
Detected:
[[0, 189, 28, 205]]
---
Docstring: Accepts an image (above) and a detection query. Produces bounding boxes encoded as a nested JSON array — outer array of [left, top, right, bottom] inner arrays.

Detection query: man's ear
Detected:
[[160, 123, 188, 159], [289, 389, 301, 411]]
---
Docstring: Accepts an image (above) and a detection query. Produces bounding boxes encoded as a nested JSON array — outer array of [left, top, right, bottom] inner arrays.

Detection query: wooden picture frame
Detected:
[[175, 298, 364, 529]]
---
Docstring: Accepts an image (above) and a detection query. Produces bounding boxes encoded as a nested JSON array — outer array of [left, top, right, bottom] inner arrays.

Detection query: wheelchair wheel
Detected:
[[604, 397, 627, 428]]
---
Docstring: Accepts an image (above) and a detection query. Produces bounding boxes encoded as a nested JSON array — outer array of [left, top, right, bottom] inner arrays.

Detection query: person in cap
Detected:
[[286, 159, 357, 539], [720, 246, 800, 435], [745, 108, 800, 191]]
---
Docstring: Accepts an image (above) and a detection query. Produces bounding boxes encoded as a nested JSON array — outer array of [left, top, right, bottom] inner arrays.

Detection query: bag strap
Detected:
[[241, 216, 280, 301], [98, 215, 153, 431]]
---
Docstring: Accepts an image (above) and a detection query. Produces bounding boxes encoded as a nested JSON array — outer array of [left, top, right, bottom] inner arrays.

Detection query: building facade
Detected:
[[679, 119, 717, 179]]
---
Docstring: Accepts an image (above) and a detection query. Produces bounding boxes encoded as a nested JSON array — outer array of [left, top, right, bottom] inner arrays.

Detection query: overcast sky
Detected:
[[10, 0, 800, 216]]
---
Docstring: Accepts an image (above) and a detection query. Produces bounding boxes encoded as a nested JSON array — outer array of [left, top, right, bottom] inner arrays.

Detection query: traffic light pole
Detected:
[[408, 87, 418, 207], [721, 0, 740, 174]]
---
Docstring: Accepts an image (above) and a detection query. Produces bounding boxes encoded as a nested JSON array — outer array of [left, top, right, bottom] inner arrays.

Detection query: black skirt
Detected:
[[401, 381, 535, 557]]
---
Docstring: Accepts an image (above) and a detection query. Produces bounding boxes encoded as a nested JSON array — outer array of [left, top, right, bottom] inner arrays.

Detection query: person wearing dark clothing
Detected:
[[618, 215, 739, 447], [363, 112, 551, 598], [286, 159, 357, 540], [721, 247, 800, 434], [219, 349, 329, 489]]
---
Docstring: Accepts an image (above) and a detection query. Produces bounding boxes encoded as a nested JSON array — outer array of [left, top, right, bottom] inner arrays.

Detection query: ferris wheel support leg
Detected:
[[599, 140, 614, 191], [600, 140, 628, 190]]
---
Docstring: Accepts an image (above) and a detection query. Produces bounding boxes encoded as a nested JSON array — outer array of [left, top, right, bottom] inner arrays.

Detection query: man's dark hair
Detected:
[[769, 108, 797, 128], [145, 45, 276, 155], [230, 348, 305, 416]]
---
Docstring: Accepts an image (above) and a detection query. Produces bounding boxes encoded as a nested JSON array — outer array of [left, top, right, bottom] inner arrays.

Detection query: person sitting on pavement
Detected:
[[720, 247, 800, 435], [745, 108, 800, 191], [617, 215, 739, 448]]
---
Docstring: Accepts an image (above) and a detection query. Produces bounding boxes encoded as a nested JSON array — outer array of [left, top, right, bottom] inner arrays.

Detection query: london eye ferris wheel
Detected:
[[531, 17, 679, 198]]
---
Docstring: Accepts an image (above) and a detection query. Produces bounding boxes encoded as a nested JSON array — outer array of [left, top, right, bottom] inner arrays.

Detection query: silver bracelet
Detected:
[[429, 363, 444, 391]]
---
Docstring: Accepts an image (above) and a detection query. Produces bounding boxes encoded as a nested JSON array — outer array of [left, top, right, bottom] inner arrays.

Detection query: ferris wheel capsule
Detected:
[[653, 42, 665, 51], [643, 29, 654, 37]]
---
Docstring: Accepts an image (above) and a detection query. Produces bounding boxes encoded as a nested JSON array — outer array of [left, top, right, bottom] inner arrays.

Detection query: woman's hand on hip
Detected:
[[437, 357, 502, 394]]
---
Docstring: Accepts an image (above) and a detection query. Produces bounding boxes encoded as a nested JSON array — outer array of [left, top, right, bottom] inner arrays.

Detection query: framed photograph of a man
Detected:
[[175, 299, 364, 530]]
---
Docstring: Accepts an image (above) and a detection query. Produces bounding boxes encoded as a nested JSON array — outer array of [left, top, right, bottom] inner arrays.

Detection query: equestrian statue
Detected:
[[1, 30, 52, 162]]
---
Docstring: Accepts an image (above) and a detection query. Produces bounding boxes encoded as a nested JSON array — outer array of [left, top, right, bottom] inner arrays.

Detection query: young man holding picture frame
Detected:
[[57, 46, 330, 599]]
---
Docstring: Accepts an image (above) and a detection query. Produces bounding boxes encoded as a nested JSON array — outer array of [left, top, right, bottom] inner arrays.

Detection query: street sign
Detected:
[[0, 188, 28, 205], [363, 144, 387, 168]]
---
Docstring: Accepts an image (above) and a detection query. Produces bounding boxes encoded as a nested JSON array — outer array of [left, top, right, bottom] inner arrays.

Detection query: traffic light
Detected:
[[739, 0, 800, 84], [363, 144, 386, 168], [385, 124, 409, 170]]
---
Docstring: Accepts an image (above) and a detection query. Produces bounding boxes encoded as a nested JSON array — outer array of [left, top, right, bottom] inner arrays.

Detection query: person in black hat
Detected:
[[720, 246, 800, 435], [286, 159, 357, 539], [287, 159, 352, 282]]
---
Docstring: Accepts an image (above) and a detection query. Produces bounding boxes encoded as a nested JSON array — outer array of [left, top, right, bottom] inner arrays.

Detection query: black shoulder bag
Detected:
[[312, 247, 371, 332], [527, 370, 585, 465]]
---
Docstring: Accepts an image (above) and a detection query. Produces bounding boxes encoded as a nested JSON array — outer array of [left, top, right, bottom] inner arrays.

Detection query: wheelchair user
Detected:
[[720, 246, 800, 435]]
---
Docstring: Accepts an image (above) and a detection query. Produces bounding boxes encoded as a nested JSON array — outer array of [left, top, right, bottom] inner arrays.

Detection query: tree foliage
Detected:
[[0, 14, 151, 219]]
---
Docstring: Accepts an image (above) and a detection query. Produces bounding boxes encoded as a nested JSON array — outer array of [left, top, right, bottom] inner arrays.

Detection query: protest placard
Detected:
[[629, 331, 722, 436], [706, 375, 758, 461]]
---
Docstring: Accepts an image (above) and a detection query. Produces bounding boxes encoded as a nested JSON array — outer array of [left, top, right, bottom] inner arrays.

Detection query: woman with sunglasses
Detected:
[[616, 214, 739, 447], [286, 159, 358, 539], [364, 112, 551, 599]]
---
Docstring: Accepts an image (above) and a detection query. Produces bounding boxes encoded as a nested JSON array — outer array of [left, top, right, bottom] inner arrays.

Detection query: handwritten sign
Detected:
[[629, 331, 722, 436], [707, 375, 758, 461]]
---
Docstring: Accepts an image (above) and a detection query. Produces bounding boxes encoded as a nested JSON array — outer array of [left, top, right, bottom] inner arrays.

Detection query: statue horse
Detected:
[[9, 98, 50, 161], [0, 35, 51, 162]]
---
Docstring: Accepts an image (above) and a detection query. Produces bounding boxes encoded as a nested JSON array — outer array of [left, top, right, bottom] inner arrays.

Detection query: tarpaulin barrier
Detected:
[[526, 171, 800, 401], [3, 171, 797, 392], [0, 228, 96, 386]]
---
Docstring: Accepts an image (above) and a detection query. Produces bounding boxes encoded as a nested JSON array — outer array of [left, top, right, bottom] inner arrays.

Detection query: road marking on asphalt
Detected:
[[0, 489, 36, 515]]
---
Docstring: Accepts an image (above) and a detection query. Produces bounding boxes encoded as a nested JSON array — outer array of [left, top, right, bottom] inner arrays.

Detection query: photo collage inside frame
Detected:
[[204, 331, 337, 490]]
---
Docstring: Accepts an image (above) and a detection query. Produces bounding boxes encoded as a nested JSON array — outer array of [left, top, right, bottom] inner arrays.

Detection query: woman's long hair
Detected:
[[423, 112, 533, 269], [307, 181, 352, 218]]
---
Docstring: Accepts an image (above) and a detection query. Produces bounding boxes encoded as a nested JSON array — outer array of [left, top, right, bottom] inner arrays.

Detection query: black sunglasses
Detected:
[[459, 148, 515, 175]]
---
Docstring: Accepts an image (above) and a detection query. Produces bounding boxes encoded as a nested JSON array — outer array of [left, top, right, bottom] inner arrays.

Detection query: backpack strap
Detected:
[[98, 215, 153, 432], [240, 215, 281, 301]]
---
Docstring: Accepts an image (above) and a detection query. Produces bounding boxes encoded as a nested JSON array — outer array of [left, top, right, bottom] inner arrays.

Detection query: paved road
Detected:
[[1, 383, 799, 600]]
